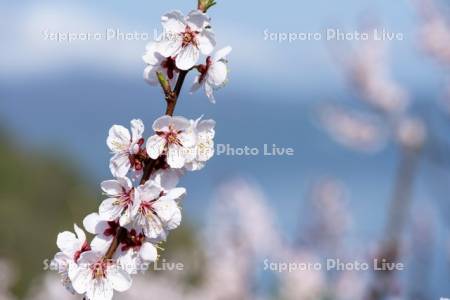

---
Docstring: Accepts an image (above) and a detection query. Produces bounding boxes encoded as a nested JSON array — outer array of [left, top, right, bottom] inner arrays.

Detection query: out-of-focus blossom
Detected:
[[278, 251, 325, 300], [25, 274, 77, 300], [301, 178, 352, 252], [319, 105, 388, 153], [0, 260, 16, 300], [347, 35, 409, 114], [416, 0, 450, 65], [395, 117, 427, 149]]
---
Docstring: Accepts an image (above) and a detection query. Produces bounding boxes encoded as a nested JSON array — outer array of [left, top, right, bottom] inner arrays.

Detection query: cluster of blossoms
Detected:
[[51, 1, 230, 299]]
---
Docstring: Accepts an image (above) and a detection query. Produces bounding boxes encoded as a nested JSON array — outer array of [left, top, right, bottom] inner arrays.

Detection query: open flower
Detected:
[[99, 177, 135, 226], [68, 251, 132, 300], [158, 10, 215, 70], [56, 224, 91, 263], [117, 228, 158, 274], [146, 116, 196, 168], [107, 119, 146, 177], [143, 42, 178, 86], [83, 213, 121, 253], [132, 180, 184, 240], [54, 224, 91, 293], [191, 46, 231, 103], [185, 116, 216, 171]]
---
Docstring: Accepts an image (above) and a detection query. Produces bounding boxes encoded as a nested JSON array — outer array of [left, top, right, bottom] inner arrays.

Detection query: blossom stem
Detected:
[[102, 69, 190, 265], [165, 70, 188, 116]]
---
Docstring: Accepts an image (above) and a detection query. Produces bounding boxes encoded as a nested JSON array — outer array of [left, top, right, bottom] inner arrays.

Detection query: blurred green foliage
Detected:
[[0, 129, 97, 297]]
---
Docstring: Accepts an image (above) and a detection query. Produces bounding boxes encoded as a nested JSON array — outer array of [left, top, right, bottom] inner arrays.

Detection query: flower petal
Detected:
[[161, 10, 186, 33], [99, 198, 124, 221], [107, 125, 131, 153], [213, 46, 232, 62], [207, 61, 228, 87], [175, 44, 200, 70], [167, 144, 185, 168], [146, 135, 166, 159], [140, 242, 158, 262], [197, 30, 216, 55], [83, 213, 101, 235], [56, 231, 78, 256], [130, 119, 144, 142], [109, 153, 131, 178], [153, 197, 182, 230], [109, 267, 132, 292], [186, 10, 210, 31], [73, 224, 86, 244]]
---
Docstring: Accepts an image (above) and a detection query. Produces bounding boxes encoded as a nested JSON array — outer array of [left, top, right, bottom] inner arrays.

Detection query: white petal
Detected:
[[68, 264, 90, 294], [197, 30, 216, 55], [107, 125, 131, 153], [153, 197, 182, 230], [146, 135, 166, 159], [152, 169, 182, 190], [56, 231, 78, 256], [156, 38, 182, 58], [83, 213, 102, 235], [143, 65, 161, 85], [213, 46, 232, 62], [101, 180, 123, 196], [87, 279, 113, 300], [161, 10, 186, 33], [152, 115, 172, 131], [73, 224, 86, 244], [99, 198, 124, 221], [167, 144, 185, 168], [204, 82, 215, 103], [190, 75, 202, 93], [109, 153, 131, 178], [186, 10, 210, 31], [171, 116, 191, 130], [198, 119, 216, 132], [207, 61, 228, 87], [90, 236, 112, 253], [140, 242, 158, 262], [178, 131, 196, 148], [165, 187, 186, 200], [109, 267, 132, 292], [139, 181, 163, 201], [175, 44, 200, 70], [130, 119, 144, 142], [142, 42, 160, 65]]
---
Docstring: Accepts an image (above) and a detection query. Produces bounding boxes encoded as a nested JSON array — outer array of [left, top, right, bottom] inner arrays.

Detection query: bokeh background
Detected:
[[1, 0, 450, 299]]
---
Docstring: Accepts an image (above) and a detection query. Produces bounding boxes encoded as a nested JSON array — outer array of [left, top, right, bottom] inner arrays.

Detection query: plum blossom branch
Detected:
[[52, 1, 231, 299]]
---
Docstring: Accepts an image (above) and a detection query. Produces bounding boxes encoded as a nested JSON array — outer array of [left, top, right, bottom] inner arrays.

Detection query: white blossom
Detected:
[[143, 42, 178, 86], [157, 10, 215, 70], [132, 180, 184, 240], [107, 119, 145, 177], [99, 177, 135, 226], [184, 116, 216, 171], [191, 46, 231, 103], [68, 251, 132, 300], [146, 116, 196, 169]]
